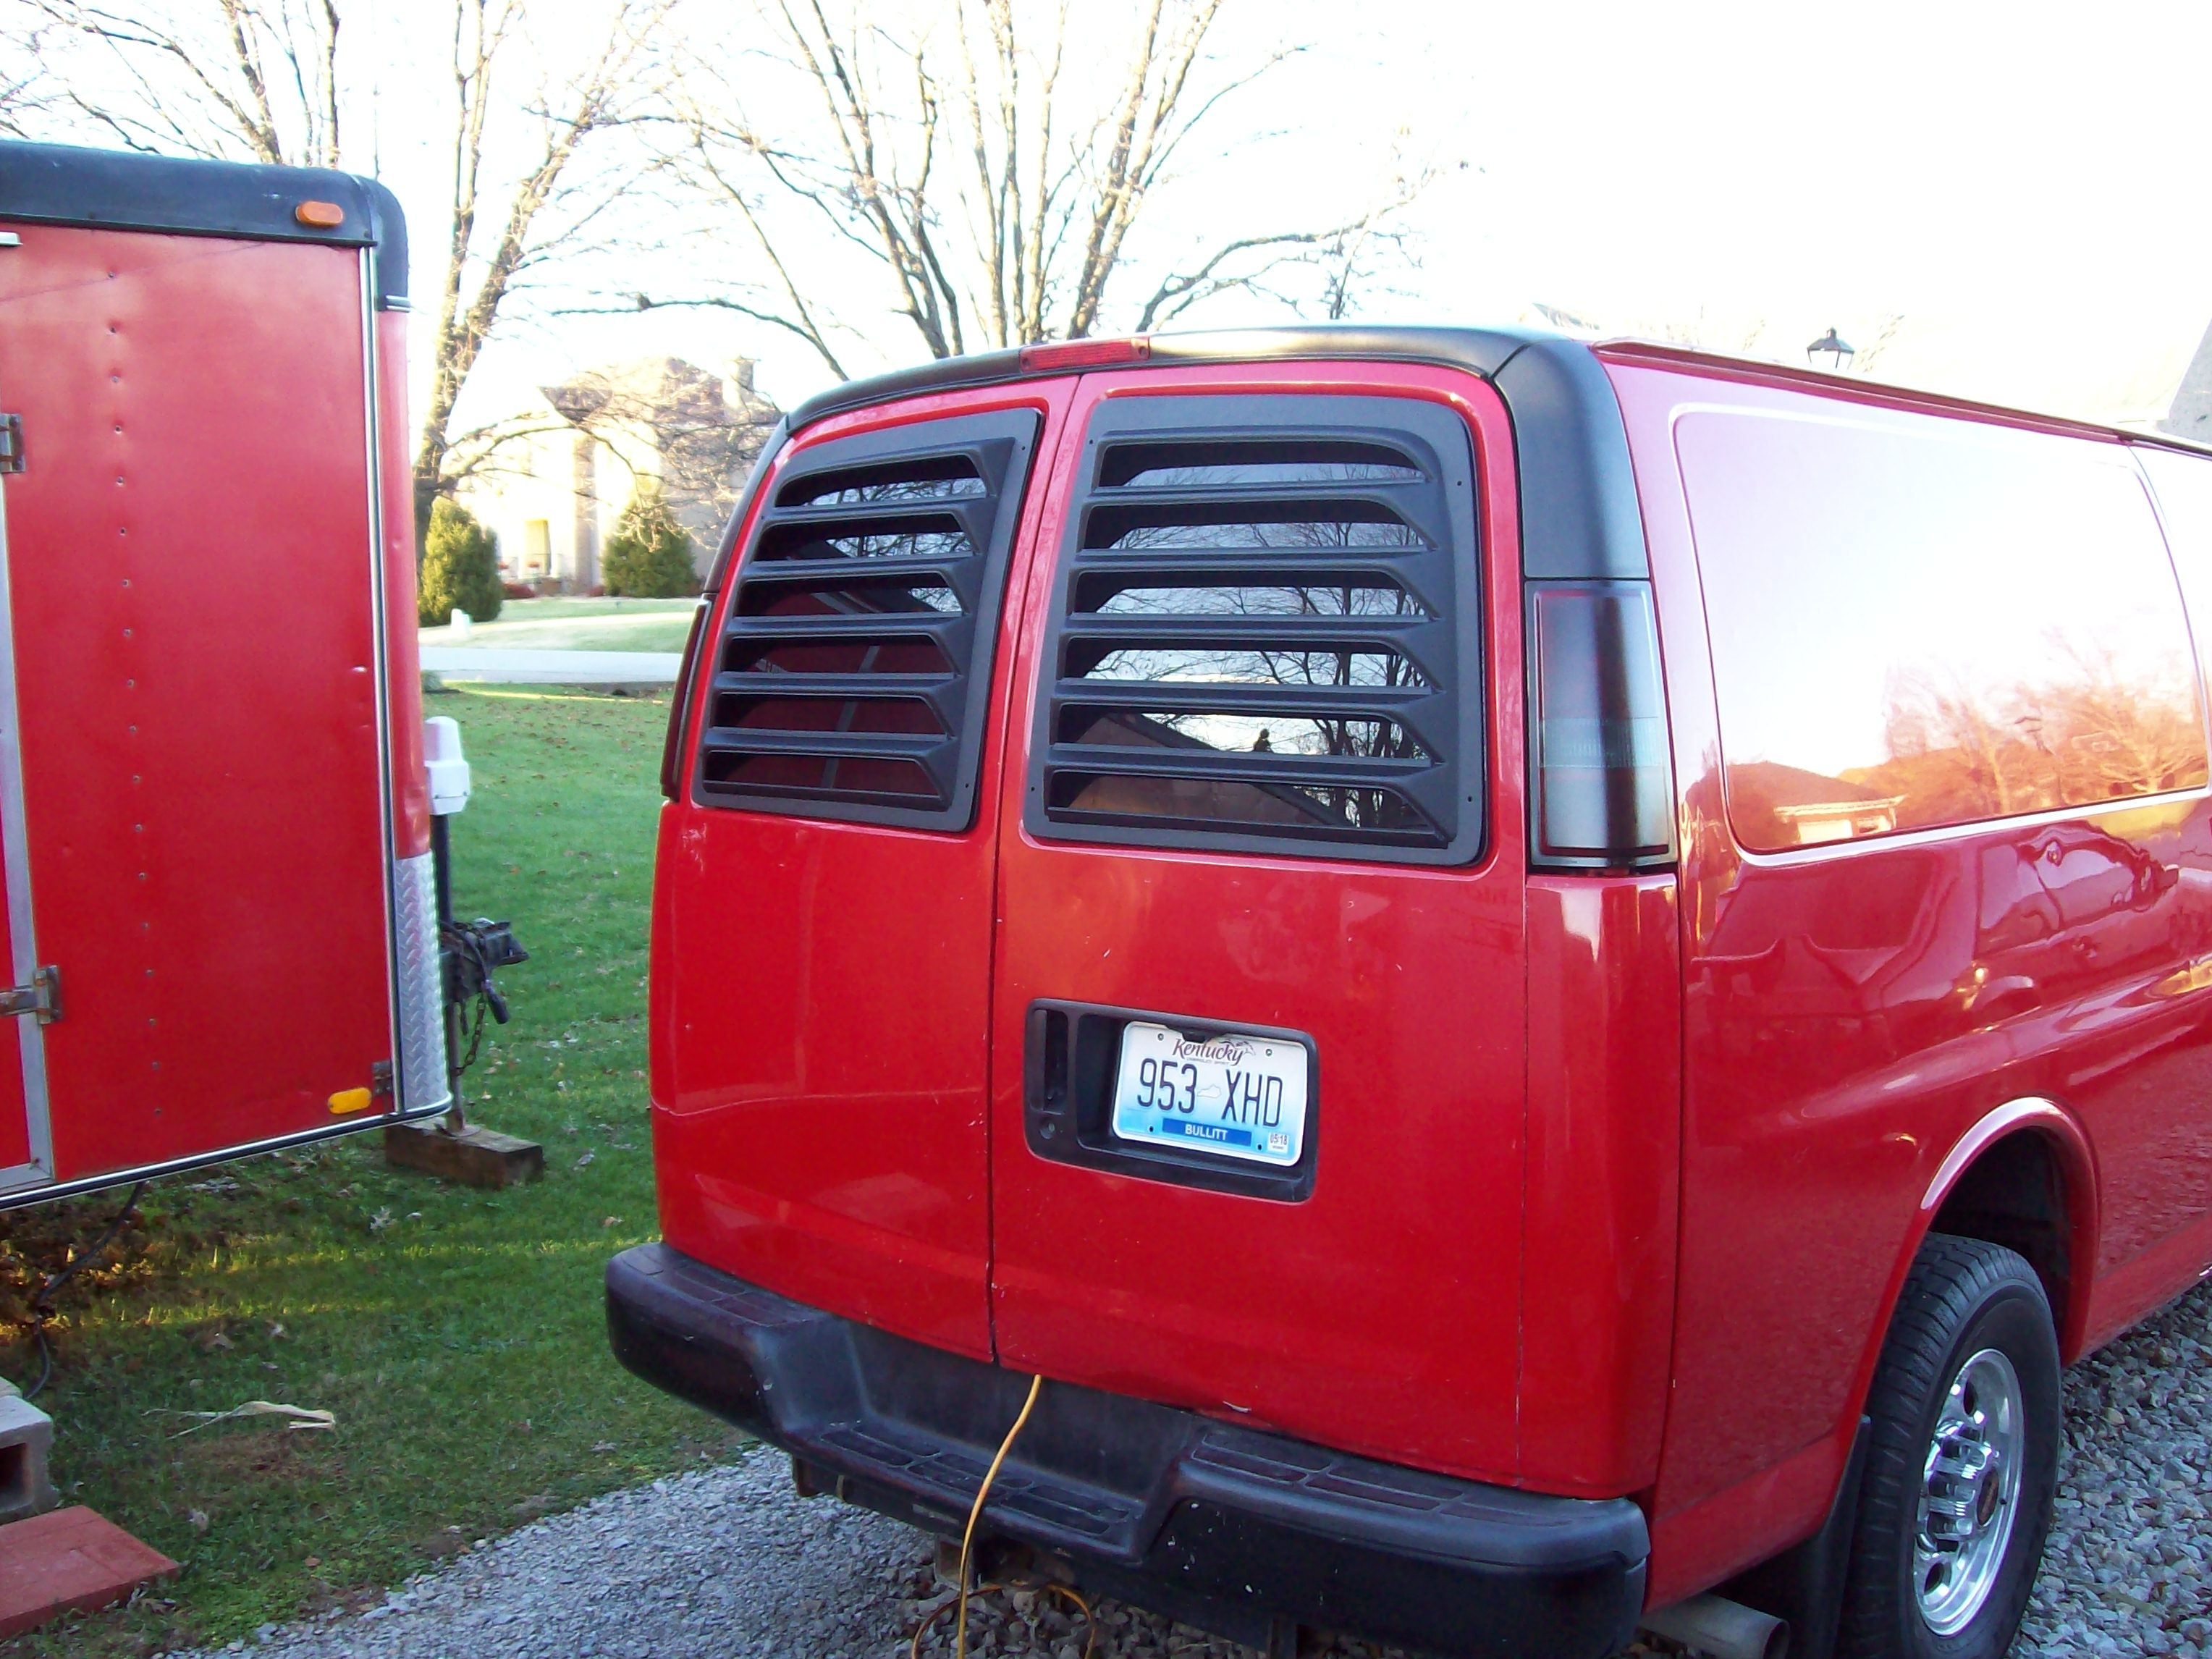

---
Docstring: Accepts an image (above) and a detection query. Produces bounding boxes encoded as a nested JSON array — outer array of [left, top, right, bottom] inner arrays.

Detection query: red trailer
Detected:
[[0, 140, 454, 1207]]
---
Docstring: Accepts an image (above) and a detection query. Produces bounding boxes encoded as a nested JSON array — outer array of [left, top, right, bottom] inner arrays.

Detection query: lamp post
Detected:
[[1806, 328, 1855, 373]]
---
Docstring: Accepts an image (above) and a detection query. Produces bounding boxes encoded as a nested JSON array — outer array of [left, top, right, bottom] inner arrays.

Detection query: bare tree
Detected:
[[1870, 634, 2206, 826], [1655, 310, 1773, 358], [646, 0, 1430, 372], [1848, 312, 1907, 375], [6, 0, 342, 165], [0, 0, 685, 542], [0, 12, 56, 135], [412, 0, 681, 537]]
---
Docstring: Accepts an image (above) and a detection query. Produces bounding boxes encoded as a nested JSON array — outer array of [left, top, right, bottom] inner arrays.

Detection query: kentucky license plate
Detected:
[[1110, 1021, 1309, 1168]]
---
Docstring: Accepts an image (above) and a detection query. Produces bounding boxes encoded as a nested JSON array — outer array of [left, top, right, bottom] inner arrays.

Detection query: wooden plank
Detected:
[[384, 1121, 544, 1189]]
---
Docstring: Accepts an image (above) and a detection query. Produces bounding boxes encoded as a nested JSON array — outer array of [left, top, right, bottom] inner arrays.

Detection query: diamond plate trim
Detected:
[[394, 850, 450, 1113]]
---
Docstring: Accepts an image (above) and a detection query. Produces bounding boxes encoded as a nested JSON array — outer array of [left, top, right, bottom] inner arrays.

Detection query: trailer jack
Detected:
[[386, 719, 544, 1189]]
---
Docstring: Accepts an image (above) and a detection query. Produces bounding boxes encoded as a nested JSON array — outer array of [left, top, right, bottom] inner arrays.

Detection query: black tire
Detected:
[[1836, 1233, 2061, 1659]]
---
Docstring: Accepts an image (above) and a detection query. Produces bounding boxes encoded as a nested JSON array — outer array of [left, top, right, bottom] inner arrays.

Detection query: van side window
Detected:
[[1678, 412, 2208, 853], [696, 408, 1041, 830], [1027, 395, 1482, 864]]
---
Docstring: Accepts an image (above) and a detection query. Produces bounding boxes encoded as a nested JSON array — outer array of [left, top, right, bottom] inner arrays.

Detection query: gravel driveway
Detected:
[[175, 1279, 2211, 1659]]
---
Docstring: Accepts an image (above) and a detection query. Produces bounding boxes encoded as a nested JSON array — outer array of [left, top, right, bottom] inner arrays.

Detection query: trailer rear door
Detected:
[[0, 221, 400, 1197]]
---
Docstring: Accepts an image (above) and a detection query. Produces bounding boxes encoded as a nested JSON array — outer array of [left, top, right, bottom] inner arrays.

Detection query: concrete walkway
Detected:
[[420, 648, 681, 686]]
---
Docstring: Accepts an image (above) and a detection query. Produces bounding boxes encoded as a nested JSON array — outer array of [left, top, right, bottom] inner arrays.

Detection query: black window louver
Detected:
[[697, 408, 1040, 829], [1029, 394, 1483, 864]]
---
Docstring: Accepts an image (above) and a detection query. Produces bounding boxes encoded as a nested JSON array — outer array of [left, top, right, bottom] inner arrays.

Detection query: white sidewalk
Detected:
[[420, 647, 681, 685]]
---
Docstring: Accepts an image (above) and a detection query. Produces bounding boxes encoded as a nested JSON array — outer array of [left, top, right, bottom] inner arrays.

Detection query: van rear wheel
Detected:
[[1837, 1233, 2060, 1659]]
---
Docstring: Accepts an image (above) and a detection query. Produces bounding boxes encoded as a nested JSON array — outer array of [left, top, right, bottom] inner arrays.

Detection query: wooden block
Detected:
[[0, 1506, 179, 1638], [384, 1120, 544, 1189]]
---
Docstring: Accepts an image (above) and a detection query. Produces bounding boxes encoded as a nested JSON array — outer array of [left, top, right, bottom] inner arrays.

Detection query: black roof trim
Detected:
[[0, 139, 409, 311], [1490, 338, 1652, 581], [787, 325, 1535, 433], [786, 324, 1650, 583], [1148, 324, 1529, 379], [788, 344, 1034, 431]]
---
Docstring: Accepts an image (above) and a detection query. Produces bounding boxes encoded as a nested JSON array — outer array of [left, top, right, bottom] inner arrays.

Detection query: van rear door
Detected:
[[987, 364, 1529, 1479], [650, 385, 1068, 1359]]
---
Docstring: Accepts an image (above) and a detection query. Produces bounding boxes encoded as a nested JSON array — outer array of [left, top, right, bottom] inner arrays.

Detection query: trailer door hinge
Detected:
[[0, 415, 22, 475], [0, 965, 60, 1023]]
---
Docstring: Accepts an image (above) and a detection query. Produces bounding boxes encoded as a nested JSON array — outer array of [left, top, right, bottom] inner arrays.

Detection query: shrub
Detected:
[[601, 484, 698, 598], [502, 581, 536, 601], [418, 499, 504, 626]]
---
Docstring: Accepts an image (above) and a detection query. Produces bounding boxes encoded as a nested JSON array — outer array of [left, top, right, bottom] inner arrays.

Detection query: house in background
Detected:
[[458, 356, 782, 591], [1726, 760, 1906, 849]]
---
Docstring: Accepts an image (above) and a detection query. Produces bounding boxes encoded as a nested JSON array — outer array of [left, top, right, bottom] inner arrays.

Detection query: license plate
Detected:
[[1110, 1021, 1309, 1168]]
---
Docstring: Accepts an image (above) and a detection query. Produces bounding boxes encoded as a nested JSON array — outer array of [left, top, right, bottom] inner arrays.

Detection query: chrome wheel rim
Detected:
[[1915, 1346, 2025, 1635]]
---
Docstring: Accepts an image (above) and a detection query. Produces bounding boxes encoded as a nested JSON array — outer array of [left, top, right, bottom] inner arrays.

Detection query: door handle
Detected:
[[0, 965, 59, 1023]]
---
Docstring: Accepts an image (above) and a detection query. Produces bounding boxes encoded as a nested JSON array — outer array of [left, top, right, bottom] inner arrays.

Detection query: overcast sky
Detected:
[[336, 0, 2212, 431], [1369, 1, 2212, 425]]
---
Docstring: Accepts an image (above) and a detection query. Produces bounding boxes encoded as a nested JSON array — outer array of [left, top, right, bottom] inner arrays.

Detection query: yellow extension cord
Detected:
[[906, 1372, 1097, 1659]]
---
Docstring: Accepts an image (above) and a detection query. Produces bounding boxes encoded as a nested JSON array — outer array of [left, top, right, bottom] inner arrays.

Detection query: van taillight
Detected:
[[1527, 581, 1674, 869]]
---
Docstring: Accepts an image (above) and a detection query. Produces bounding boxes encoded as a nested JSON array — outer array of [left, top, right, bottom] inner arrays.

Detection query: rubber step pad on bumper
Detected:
[[607, 1242, 1647, 1659]]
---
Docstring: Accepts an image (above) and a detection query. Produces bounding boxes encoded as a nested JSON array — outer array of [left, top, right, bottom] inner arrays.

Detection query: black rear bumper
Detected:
[[606, 1244, 1647, 1659]]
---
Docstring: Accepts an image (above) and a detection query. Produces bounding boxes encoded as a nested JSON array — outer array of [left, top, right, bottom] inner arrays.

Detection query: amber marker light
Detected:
[[327, 1086, 373, 1115], [1019, 337, 1149, 372], [294, 200, 347, 229]]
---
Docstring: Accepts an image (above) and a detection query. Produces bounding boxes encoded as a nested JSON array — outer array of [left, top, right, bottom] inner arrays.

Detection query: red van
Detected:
[[609, 327, 2212, 1659]]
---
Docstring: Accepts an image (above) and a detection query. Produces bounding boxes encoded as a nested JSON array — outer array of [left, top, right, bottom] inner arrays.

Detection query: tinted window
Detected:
[[1679, 411, 2208, 852], [775, 453, 986, 506], [1084, 576, 1427, 617], [1029, 394, 1482, 862], [1077, 646, 1430, 689], [697, 409, 1040, 829], [1097, 438, 1422, 489], [755, 515, 976, 564]]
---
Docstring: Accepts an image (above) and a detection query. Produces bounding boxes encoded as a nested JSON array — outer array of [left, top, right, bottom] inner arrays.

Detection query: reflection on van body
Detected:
[[1687, 412, 2209, 853], [1655, 387, 2212, 1541], [1697, 819, 2198, 1065]]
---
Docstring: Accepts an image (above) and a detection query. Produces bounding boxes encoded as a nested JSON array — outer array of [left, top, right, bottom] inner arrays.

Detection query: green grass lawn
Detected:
[[0, 688, 738, 1658], [418, 596, 698, 654]]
